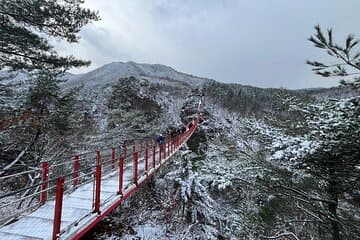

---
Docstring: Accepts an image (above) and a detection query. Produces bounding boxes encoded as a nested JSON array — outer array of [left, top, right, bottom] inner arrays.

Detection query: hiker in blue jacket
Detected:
[[156, 134, 166, 145]]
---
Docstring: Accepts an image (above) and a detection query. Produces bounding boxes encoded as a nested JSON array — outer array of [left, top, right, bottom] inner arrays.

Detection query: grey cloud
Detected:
[[81, 26, 120, 59], [57, 0, 360, 89]]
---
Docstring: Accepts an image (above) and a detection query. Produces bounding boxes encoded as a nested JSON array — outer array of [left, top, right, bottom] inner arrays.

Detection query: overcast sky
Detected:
[[56, 0, 360, 89]]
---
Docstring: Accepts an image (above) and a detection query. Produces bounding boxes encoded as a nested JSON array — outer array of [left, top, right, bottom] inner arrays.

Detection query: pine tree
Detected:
[[0, 0, 98, 180], [0, 0, 99, 72], [27, 72, 79, 135], [305, 26, 360, 239]]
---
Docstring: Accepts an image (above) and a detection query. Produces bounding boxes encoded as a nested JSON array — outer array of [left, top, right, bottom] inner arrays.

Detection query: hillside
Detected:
[[1, 61, 358, 240]]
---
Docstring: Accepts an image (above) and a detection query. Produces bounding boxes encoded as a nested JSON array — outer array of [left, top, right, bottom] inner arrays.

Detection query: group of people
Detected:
[[156, 119, 197, 146], [122, 93, 204, 149]]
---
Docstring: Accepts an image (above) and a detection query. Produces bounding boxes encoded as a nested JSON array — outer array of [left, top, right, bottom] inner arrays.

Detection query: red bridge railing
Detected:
[[0, 117, 199, 240]]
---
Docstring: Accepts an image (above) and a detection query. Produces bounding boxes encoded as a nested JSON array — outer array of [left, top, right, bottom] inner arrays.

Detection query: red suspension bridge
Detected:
[[0, 102, 202, 240]]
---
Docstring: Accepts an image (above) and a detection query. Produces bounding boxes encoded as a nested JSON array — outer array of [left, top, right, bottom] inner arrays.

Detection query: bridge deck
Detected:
[[0, 135, 188, 240]]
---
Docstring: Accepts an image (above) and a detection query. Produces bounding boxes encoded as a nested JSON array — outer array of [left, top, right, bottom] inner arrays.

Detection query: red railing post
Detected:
[[123, 144, 127, 159], [111, 147, 115, 170], [52, 177, 64, 240], [145, 143, 149, 175], [140, 141, 143, 159], [40, 161, 49, 204], [118, 157, 124, 195], [167, 138, 170, 157], [163, 142, 166, 160], [73, 155, 80, 188], [93, 165, 101, 214], [159, 144, 162, 164], [133, 151, 138, 185], [171, 137, 173, 153], [96, 150, 101, 165], [152, 144, 156, 169], [170, 138, 172, 154], [169, 139, 171, 154]]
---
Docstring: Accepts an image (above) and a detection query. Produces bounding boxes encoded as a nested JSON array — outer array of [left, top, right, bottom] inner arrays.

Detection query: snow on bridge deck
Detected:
[[0, 122, 197, 240]]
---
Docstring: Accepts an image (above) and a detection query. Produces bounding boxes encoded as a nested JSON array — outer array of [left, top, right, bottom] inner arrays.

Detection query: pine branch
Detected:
[[307, 26, 360, 91], [0, 0, 98, 72]]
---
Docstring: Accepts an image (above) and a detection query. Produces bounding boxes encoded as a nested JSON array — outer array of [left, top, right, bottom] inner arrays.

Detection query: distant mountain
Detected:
[[2, 61, 355, 95], [297, 85, 357, 100], [63, 61, 210, 88], [0, 70, 29, 86], [2, 61, 354, 116]]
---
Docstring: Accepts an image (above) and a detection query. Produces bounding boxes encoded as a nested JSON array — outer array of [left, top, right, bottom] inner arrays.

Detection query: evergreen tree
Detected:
[[27, 72, 79, 136], [304, 27, 360, 239], [108, 77, 161, 128], [0, 0, 98, 179], [0, 0, 99, 72]]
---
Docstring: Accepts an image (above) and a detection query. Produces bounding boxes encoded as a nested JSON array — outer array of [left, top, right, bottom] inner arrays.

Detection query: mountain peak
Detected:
[[65, 61, 210, 88]]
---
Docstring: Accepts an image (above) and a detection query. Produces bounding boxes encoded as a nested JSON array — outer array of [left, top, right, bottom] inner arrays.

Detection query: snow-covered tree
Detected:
[[178, 152, 218, 225], [108, 77, 161, 129], [250, 26, 360, 240]]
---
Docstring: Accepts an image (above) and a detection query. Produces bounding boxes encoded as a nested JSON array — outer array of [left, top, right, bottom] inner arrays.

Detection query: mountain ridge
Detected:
[[1, 61, 353, 98], [63, 61, 212, 88]]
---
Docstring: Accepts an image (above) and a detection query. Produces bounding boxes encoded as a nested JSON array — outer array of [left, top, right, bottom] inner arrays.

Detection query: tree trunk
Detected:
[[328, 179, 340, 240]]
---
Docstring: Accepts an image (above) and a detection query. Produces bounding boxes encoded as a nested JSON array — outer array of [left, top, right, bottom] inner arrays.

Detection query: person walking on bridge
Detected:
[[156, 134, 166, 145], [188, 119, 194, 129]]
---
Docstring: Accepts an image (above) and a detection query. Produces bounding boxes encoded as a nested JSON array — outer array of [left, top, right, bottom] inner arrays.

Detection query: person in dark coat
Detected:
[[181, 126, 186, 133], [188, 121, 193, 129], [156, 134, 161, 144], [156, 134, 166, 145], [160, 134, 166, 145]]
